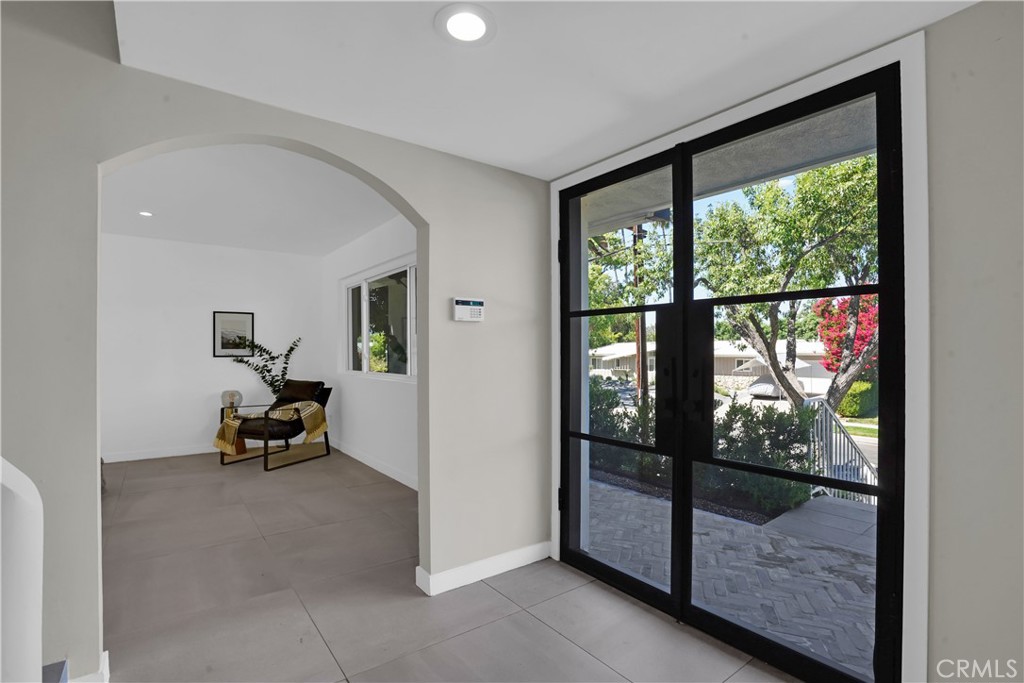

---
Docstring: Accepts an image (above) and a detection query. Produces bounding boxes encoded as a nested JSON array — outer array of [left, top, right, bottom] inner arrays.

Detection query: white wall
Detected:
[[99, 233, 322, 461], [319, 215, 418, 488], [2, 3, 549, 676], [925, 2, 1024, 673]]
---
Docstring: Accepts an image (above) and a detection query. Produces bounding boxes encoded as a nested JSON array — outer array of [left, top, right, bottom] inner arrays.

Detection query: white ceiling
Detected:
[[113, 1, 971, 181], [101, 143, 400, 255]]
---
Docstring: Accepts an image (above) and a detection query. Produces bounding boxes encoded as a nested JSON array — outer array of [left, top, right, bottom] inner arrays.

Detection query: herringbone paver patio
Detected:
[[585, 480, 876, 680]]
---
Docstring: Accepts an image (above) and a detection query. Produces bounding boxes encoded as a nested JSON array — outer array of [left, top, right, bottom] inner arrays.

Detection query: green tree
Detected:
[[369, 332, 388, 373], [587, 220, 672, 397], [694, 155, 879, 409]]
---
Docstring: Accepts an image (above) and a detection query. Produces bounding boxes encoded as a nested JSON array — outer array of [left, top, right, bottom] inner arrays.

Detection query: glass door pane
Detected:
[[562, 153, 676, 599], [575, 165, 674, 311], [685, 80, 891, 683], [693, 96, 878, 301]]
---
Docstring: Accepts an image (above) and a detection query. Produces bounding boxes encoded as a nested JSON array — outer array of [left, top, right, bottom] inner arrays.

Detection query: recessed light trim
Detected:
[[434, 4, 495, 45], [138, 211, 154, 217]]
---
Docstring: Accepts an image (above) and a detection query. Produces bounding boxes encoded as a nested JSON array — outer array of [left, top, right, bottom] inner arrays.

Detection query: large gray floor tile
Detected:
[[103, 461, 126, 497], [120, 468, 244, 495], [297, 558, 519, 676], [109, 481, 243, 524], [529, 582, 751, 682], [104, 537, 290, 640], [381, 506, 419, 531], [106, 589, 342, 683], [352, 611, 626, 683], [725, 659, 800, 682], [247, 485, 373, 536], [484, 558, 594, 608], [230, 464, 346, 504], [101, 489, 120, 528], [346, 480, 418, 511], [121, 452, 226, 477], [104, 504, 261, 561], [309, 451, 393, 487], [119, 453, 256, 494], [265, 513, 417, 584]]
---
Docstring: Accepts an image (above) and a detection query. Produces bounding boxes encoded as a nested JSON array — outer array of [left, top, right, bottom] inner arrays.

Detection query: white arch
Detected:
[[99, 133, 429, 233]]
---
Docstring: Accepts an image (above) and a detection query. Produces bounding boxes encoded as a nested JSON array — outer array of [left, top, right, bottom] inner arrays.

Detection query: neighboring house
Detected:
[[589, 341, 657, 379], [590, 339, 834, 396], [714, 340, 835, 396]]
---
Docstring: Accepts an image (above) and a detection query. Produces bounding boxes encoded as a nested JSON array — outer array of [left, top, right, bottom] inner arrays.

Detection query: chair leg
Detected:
[[221, 443, 262, 466], [263, 433, 331, 471]]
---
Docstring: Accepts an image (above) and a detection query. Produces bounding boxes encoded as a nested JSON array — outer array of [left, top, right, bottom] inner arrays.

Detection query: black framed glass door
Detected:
[[560, 149, 681, 610], [560, 65, 904, 683]]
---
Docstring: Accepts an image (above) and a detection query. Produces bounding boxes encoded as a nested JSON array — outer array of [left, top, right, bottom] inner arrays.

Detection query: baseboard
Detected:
[[415, 541, 551, 596], [103, 445, 214, 462], [336, 440, 417, 490], [71, 651, 109, 683]]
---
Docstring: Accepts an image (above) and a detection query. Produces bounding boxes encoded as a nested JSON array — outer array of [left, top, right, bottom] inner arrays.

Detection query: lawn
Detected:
[[844, 424, 879, 438]]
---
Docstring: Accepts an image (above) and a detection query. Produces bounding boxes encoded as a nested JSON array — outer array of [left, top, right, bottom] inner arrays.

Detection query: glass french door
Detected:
[[560, 65, 904, 682], [560, 149, 680, 609]]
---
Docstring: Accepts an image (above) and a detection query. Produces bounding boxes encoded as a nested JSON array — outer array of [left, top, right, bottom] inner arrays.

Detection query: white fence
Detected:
[[804, 397, 878, 505]]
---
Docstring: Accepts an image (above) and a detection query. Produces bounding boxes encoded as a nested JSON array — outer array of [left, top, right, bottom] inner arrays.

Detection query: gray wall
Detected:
[[1, 2, 549, 675], [925, 2, 1024, 676]]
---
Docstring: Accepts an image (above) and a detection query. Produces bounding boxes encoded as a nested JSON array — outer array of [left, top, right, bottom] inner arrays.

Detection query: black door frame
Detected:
[[559, 64, 904, 683]]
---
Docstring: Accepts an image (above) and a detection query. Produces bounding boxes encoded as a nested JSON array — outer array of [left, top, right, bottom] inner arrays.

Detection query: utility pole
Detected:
[[633, 224, 648, 403]]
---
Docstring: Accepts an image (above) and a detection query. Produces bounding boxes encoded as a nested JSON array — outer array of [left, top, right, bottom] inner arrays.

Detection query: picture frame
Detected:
[[213, 311, 254, 357]]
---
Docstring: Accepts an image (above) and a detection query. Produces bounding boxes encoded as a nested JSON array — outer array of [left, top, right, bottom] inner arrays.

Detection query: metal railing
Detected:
[[804, 397, 878, 505]]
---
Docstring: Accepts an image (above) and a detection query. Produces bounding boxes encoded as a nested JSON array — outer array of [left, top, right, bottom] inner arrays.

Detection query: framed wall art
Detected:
[[213, 311, 254, 357]]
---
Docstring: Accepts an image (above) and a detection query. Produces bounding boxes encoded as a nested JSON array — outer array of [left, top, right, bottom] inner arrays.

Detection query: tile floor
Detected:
[[102, 449, 797, 682]]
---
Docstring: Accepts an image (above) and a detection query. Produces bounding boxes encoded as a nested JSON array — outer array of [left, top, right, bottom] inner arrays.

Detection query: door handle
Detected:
[[662, 358, 679, 415]]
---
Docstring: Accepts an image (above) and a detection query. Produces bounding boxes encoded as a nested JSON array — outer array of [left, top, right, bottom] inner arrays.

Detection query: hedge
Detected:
[[837, 381, 878, 418]]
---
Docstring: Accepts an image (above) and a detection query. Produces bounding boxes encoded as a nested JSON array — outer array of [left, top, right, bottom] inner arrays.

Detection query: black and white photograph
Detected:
[[212, 311, 253, 357]]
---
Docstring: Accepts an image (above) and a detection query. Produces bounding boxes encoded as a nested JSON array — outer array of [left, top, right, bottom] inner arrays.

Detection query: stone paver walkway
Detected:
[[585, 480, 877, 680]]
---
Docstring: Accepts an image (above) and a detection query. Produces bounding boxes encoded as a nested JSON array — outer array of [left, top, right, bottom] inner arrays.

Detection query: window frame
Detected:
[[346, 261, 417, 379]]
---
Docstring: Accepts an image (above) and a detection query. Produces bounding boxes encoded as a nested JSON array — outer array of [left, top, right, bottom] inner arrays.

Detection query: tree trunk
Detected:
[[825, 326, 879, 410], [785, 302, 799, 372], [727, 306, 807, 409]]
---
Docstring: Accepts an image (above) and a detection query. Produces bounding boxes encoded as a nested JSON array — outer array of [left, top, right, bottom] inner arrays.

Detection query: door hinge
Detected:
[[557, 487, 566, 511]]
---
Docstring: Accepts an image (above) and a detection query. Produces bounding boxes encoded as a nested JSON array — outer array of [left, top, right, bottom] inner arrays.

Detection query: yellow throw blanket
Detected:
[[214, 401, 328, 456]]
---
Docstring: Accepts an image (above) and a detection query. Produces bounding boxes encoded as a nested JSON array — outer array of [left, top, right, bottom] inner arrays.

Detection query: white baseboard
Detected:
[[103, 445, 214, 462], [336, 440, 417, 490], [415, 541, 551, 596], [72, 651, 109, 683]]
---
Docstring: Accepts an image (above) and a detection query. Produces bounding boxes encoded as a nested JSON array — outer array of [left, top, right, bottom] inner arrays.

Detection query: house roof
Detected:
[[590, 339, 825, 360], [590, 342, 656, 361], [714, 340, 826, 358]]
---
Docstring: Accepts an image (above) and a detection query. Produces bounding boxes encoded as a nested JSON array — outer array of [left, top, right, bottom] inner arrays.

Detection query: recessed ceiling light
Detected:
[[138, 211, 154, 217], [435, 4, 495, 45], [447, 12, 486, 41]]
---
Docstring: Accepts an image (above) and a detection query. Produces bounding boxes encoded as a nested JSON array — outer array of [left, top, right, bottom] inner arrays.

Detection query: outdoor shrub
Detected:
[[837, 381, 878, 418], [586, 379, 670, 489], [588, 376, 625, 440], [693, 401, 814, 517], [621, 394, 655, 446]]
